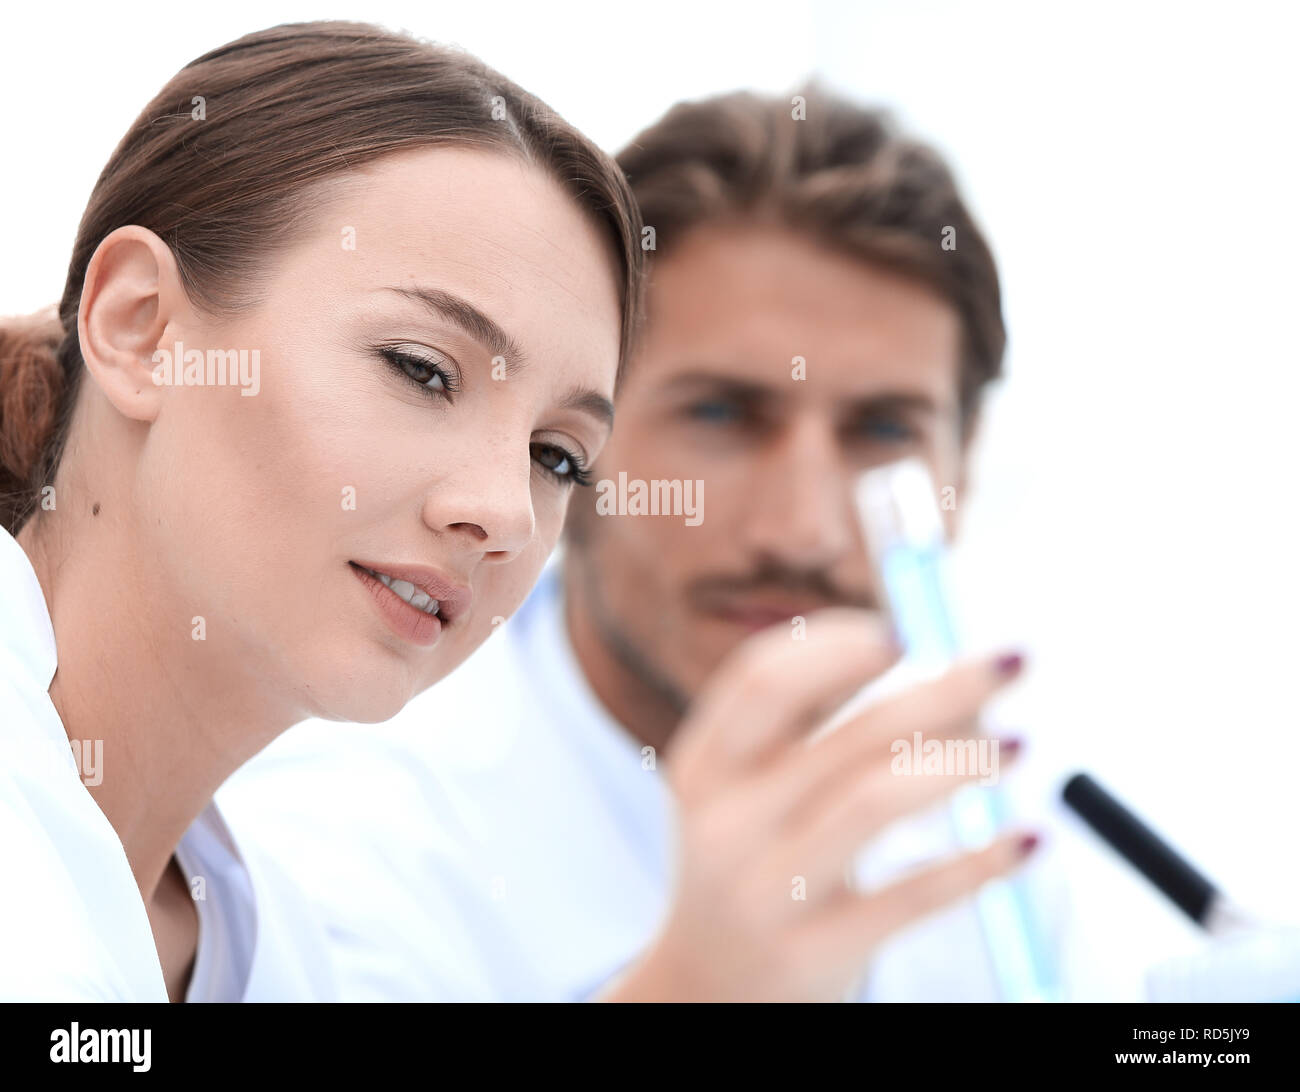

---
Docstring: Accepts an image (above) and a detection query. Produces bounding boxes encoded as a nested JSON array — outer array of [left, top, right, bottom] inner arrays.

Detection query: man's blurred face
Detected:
[[566, 222, 969, 704]]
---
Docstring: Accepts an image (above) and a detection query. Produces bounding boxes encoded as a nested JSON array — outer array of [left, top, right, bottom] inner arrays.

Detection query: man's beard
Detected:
[[572, 548, 694, 720]]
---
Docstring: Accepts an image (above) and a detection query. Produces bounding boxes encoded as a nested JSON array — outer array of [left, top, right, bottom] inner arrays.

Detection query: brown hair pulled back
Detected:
[[0, 20, 645, 535]]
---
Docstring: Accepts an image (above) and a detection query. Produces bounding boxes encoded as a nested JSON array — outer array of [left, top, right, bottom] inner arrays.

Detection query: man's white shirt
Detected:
[[222, 563, 1092, 1002]]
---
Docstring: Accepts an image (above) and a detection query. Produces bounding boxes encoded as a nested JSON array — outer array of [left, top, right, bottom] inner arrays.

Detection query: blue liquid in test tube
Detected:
[[855, 458, 1057, 1003]]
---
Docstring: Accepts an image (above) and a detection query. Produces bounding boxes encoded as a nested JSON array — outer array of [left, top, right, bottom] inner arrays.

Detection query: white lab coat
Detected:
[[0, 525, 336, 1002], [221, 563, 1091, 1002]]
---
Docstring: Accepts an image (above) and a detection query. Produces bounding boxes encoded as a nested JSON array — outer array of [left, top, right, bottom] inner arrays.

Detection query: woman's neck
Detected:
[[17, 508, 292, 904]]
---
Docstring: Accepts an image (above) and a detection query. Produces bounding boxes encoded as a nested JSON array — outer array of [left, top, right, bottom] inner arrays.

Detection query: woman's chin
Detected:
[[299, 662, 424, 726]]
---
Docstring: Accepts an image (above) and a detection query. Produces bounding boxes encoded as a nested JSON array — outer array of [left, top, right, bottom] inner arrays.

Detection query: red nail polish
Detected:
[[994, 652, 1024, 677], [1017, 833, 1040, 856]]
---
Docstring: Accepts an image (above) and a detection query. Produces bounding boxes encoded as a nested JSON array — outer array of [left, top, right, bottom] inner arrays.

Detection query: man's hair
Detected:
[[616, 85, 1005, 431]]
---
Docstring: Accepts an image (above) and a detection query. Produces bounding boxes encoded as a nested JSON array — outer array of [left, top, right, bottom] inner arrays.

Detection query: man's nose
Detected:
[[739, 417, 857, 570]]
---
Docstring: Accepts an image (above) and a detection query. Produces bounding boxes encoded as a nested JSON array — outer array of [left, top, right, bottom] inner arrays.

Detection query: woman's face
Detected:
[[135, 147, 622, 722]]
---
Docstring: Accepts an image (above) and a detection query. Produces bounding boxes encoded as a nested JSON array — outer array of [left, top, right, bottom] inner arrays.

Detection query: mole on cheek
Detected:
[[92, 503, 100, 516]]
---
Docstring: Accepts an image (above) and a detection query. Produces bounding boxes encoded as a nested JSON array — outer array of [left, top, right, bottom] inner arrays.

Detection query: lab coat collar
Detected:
[[0, 524, 57, 690]]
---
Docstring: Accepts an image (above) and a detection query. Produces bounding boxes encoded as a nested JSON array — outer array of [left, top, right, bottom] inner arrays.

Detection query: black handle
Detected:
[[1062, 771, 1218, 926]]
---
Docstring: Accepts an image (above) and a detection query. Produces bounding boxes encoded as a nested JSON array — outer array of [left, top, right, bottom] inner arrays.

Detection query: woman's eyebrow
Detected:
[[383, 285, 528, 371], [560, 387, 615, 433], [383, 284, 612, 430]]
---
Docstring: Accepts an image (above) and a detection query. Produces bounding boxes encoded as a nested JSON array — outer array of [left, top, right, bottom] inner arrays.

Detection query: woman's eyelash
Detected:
[[565, 458, 594, 487], [378, 346, 461, 398]]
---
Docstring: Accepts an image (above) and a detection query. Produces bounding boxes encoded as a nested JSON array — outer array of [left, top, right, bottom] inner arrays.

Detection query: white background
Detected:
[[3, 0, 1297, 1000]]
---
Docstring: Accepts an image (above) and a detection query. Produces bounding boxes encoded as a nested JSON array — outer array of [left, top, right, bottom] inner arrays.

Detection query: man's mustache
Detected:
[[686, 565, 876, 612]]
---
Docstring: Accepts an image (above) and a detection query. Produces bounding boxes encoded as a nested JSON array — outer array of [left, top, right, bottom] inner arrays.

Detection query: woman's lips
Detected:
[[349, 559, 471, 621], [350, 562, 453, 647]]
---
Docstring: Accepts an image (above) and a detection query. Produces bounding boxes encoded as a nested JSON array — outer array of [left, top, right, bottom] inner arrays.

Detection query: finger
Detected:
[[856, 650, 1025, 751], [774, 739, 1025, 893], [814, 830, 1041, 964], [752, 650, 1025, 825], [670, 608, 901, 786]]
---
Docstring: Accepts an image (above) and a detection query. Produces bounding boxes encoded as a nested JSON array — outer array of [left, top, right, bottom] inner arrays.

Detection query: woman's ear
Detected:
[[78, 225, 188, 423]]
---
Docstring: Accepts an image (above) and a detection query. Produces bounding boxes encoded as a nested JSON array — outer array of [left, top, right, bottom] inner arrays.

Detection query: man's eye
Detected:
[[686, 399, 742, 424], [857, 416, 914, 442]]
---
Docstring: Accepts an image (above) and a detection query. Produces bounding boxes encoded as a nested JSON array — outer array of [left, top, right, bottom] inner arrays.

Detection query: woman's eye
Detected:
[[379, 347, 459, 397], [531, 442, 592, 487], [534, 444, 570, 475]]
